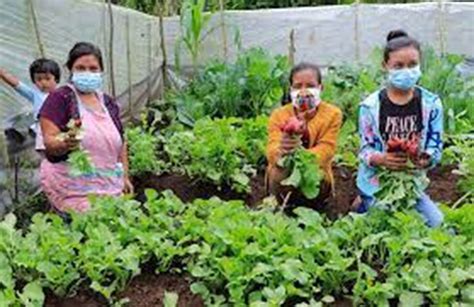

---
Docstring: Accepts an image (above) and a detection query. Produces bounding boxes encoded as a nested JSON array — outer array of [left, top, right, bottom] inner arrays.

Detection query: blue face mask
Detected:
[[387, 65, 422, 91], [71, 72, 103, 93]]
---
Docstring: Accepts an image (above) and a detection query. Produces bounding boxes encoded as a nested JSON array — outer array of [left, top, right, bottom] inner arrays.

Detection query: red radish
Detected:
[[387, 137, 404, 152], [281, 117, 305, 135], [386, 135, 422, 162]]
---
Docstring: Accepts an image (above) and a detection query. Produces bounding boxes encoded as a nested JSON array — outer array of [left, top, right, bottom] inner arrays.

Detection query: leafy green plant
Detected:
[[453, 140, 474, 197], [334, 119, 359, 168], [170, 48, 288, 124], [322, 54, 382, 123], [375, 170, 429, 212], [67, 149, 95, 176], [162, 116, 268, 192], [420, 48, 474, 132], [126, 126, 166, 176], [1, 191, 473, 306], [176, 0, 215, 74], [277, 149, 323, 199]]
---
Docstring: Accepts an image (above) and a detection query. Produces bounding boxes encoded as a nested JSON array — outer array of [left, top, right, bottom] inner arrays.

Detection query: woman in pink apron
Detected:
[[38, 42, 133, 213]]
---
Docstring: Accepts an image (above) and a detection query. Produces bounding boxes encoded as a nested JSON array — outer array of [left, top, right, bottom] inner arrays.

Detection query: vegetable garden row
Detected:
[[1, 47, 473, 306]]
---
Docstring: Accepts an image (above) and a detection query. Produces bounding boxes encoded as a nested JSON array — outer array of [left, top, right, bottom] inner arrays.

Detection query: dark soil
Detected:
[[132, 171, 266, 207], [133, 164, 462, 217], [427, 164, 462, 204], [45, 288, 105, 307], [45, 273, 202, 307], [118, 273, 204, 307]]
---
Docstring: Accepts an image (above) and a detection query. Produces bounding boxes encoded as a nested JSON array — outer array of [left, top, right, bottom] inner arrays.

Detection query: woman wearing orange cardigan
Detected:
[[266, 63, 342, 208]]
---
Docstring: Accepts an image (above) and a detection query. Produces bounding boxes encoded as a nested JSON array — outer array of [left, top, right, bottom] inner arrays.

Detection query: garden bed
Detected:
[[133, 165, 462, 215]]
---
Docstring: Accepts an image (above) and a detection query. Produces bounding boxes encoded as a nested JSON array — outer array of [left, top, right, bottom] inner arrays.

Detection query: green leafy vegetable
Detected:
[[278, 149, 323, 199]]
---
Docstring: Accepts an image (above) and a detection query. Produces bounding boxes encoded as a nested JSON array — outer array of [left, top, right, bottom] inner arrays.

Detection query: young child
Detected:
[[0, 58, 61, 151], [356, 30, 444, 227]]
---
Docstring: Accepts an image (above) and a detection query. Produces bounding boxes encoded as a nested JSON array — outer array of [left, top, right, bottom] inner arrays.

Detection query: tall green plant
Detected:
[[176, 0, 214, 74]]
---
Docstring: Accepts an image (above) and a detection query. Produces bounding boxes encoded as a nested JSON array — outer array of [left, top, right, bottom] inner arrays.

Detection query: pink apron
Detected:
[[40, 88, 124, 213]]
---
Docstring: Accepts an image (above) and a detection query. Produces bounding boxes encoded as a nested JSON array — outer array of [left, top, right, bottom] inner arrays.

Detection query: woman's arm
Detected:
[[40, 117, 79, 157], [307, 108, 343, 169]]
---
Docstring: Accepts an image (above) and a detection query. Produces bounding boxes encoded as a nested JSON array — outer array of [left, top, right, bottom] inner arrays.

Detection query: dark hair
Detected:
[[66, 42, 104, 71], [383, 30, 421, 63], [29, 58, 61, 83], [289, 62, 322, 85], [281, 62, 322, 105]]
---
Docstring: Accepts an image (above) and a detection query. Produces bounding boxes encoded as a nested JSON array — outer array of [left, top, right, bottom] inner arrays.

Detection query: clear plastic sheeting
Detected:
[[167, 3, 474, 67], [1, 1, 473, 124], [0, 0, 163, 126]]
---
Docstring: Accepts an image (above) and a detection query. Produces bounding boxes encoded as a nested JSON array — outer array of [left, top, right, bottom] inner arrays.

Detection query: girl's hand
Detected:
[[370, 152, 408, 170], [123, 176, 134, 194], [279, 133, 302, 156], [414, 153, 431, 169]]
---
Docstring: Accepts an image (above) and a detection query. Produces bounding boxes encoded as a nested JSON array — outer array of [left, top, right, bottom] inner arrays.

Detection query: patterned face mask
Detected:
[[290, 87, 321, 112]]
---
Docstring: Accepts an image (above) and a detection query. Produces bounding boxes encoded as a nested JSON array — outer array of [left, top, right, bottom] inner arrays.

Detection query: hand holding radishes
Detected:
[[56, 118, 83, 152], [370, 134, 431, 170], [370, 152, 408, 170], [276, 116, 323, 199], [278, 116, 306, 156], [56, 118, 95, 176]]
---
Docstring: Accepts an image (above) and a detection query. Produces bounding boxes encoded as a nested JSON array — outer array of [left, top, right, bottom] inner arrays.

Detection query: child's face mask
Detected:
[[290, 87, 321, 112], [71, 72, 103, 93]]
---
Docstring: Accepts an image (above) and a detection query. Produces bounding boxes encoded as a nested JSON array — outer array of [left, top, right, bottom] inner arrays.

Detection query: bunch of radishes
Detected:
[[57, 118, 95, 176], [56, 118, 84, 142], [277, 116, 322, 199], [280, 116, 305, 136], [386, 133, 428, 163]]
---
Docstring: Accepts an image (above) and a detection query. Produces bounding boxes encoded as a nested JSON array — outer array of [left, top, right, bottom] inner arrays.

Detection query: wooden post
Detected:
[[107, 0, 117, 97], [158, 1, 168, 97], [288, 29, 295, 67], [29, 0, 45, 57], [147, 21, 152, 105], [126, 15, 133, 116], [353, 0, 360, 62], [437, 0, 447, 55], [219, 0, 228, 61]]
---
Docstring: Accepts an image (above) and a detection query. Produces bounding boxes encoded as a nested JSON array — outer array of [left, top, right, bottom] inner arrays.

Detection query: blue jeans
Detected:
[[358, 191, 444, 228]]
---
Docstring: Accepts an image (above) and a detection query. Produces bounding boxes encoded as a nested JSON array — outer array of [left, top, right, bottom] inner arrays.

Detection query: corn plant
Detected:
[[176, 0, 215, 74]]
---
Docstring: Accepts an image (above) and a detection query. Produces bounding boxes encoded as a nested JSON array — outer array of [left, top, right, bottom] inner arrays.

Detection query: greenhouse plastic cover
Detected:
[[0, 0, 473, 208], [1, 1, 473, 126]]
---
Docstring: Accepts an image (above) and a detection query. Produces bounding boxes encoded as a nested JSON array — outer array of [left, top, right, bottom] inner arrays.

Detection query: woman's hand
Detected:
[[63, 134, 80, 151], [370, 152, 408, 170], [123, 176, 134, 194], [279, 133, 302, 156]]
